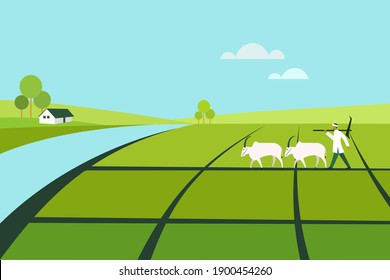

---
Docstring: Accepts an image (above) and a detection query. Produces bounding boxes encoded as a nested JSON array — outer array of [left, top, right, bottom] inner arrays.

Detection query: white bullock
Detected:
[[241, 136, 284, 168], [285, 136, 327, 168]]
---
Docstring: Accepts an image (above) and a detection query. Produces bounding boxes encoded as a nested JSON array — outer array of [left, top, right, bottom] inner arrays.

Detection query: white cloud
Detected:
[[268, 68, 309, 80], [220, 43, 285, 60]]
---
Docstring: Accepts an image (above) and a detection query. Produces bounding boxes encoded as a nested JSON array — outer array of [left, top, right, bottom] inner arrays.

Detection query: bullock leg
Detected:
[[277, 156, 284, 168], [301, 159, 307, 168], [272, 156, 276, 167], [315, 156, 320, 168], [321, 156, 327, 168], [294, 160, 298, 168], [250, 160, 254, 169], [257, 159, 263, 168]]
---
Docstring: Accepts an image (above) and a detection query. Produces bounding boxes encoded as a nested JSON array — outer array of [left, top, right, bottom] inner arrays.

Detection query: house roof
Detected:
[[39, 108, 74, 118]]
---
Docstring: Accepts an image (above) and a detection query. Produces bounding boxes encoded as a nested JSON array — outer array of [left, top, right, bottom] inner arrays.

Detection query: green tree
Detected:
[[14, 95, 29, 118], [34, 91, 51, 112], [194, 111, 202, 124], [197, 100, 210, 124], [19, 75, 42, 118], [206, 109, 215, 124]]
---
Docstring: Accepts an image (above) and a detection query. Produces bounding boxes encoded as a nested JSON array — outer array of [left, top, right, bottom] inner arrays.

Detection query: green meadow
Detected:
[[0, 100, 183, 153], [0, 100, 183, 126], [180, 104, 390, 124]]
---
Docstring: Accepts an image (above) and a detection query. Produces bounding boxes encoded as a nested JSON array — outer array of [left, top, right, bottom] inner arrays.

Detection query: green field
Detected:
[[0, 124, 114, 154], [153, 224, 299, 260], [0, 100, 182, 126], [171, 171, 294, 220], [37, 171, 197, 218], [1, 124, 389, 260], [0, 100, 182, 153]]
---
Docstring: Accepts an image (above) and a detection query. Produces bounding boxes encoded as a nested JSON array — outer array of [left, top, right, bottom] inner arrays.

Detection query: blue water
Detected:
[[0, 125, 183, 222]]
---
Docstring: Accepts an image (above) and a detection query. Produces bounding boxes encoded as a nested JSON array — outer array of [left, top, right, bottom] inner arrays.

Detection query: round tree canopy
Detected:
[[20, 75, 42, 98], [15, 95, 29, 110], [34, 91, 51, 109], [194, 111, 202, 120], [206, 109, 215, 119], [197, 100, 210, 113]]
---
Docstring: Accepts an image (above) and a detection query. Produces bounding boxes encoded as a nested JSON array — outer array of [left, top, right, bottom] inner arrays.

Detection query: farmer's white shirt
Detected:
[[326, 130, 350, 153]]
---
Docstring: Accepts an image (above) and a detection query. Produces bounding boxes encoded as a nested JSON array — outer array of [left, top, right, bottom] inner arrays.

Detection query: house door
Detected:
[[63, 117, 66, 123]]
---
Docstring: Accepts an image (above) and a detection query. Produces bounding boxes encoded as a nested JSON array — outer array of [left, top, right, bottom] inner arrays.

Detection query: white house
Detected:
[[39, 108, 74, 124]]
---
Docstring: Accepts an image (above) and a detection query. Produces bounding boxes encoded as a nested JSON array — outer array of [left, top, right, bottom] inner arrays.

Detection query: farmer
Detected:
[[324, 122, 351, 169]]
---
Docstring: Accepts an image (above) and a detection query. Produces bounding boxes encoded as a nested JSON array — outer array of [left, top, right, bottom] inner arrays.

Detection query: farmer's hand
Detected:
[[347, 146, 350, 150], [324, 129, 327, 133]]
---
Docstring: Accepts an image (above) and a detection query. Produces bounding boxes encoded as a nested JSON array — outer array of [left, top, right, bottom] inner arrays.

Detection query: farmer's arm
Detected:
[[325, 131, 334, 140]]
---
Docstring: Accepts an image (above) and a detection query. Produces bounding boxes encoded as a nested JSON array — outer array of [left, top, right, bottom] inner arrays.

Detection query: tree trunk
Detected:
[[202, 115, 204, 124], [20, 110, 23, 118], [30, 98, 33, 118], [209, 119, 211, 124]]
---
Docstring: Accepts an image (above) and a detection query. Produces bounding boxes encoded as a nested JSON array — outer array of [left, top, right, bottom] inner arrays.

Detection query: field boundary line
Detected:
[[30, 217, 390, 225], [32, 217, 161, 223], [138, 126, 264, 260], [302, 220, 390, 225], [351, 135, 390, 207], [88, 166, 390, 171], [0, 131, 168, 258], [293, 168, 310, 260], [89, 166, 203, 171]]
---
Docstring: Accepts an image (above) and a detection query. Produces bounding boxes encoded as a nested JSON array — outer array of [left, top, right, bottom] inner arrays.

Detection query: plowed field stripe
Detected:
[[30, 217, 390, 225], [293, 168, 310, 260]]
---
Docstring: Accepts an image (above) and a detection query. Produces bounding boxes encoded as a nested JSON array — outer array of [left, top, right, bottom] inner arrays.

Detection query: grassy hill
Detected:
[[180, 104, 390, 124], [0, 100, 183, 153], [0, 100, 183, 126]]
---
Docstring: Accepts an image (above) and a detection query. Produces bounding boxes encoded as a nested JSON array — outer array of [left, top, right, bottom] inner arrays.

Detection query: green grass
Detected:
[[171, 171, 294, 220], [352, 125, 390, 168], [95, 124, 260, 167], [304, 224, 390, 260], [0, 125, 116, 154], [0, 100, 182, 125], [299, 171, 390, 221], [36, 171, 196, 218], [153, 224, 299, 260], [0, 99, 183, 153], [180, 104, 390, 124], [2, 223, 155, 260], [0, 117, 98, 128], [0, 100, 182, 153]]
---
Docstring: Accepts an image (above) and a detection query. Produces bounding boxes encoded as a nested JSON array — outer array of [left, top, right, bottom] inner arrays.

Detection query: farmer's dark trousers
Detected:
[[329, 153, 350, 168]]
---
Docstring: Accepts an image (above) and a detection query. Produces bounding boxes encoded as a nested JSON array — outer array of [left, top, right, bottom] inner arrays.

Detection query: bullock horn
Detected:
[[287, 136, 295, 147], [243, 136, 251, 147]]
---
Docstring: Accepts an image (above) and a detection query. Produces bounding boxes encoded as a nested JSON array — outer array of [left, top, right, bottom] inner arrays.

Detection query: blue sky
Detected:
[[1, 0, 389, 118]]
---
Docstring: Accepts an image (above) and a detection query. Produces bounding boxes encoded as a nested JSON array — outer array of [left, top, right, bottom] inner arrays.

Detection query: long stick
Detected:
[[313, 129, 351, 132], [313, 116, 353, 136], [346, 116, 353, 138]]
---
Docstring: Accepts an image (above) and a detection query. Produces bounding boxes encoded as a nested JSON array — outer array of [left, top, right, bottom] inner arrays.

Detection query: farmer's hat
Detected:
[[332, 122, 338, 127]]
